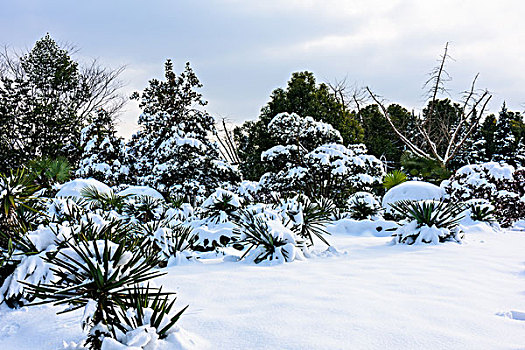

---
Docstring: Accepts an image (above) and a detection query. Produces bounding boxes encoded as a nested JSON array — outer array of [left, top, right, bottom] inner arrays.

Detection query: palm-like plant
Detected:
[[234, 209, 296, 264], [123, 195, 165, 223], [81, 186, 129, 213], [0, 169, 40, 248], [390, 200, 465, 230], [294, 196, 334, 247], [23, 238, 167, 349], [382, 170, 407, 190]]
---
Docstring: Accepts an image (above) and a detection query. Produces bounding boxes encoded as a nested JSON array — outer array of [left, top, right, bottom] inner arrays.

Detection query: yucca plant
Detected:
[[347, 192, 382, 220], [201, 191, 241, 224], [119, 284, 188, 338], [81, 186, 129, 213], [124, 195, 165, 223], [23, 238, 166, 349], [382, 170, 407, 190], [0, 169, 41, 248], [390, 200, 465, 229], [233, 209, 298, 264], [294, 196, 334, 247], [468, 201, 496, 223], [389, 200, 466, 244]]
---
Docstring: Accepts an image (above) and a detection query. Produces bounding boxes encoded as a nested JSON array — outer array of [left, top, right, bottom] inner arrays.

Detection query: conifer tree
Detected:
[[493, 103, 520, 165], [76, 109, 128, 187], [126, 60, 239, 203]]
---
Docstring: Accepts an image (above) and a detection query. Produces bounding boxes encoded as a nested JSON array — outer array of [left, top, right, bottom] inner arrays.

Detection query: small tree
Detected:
[[127, 60, 239, 203], [366, 43, 491, 167]]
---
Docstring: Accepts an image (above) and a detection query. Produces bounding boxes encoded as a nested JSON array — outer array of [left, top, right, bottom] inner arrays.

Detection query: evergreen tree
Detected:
[[234, 71, 363, 180], [76, 109, 127, 187], [126, 60, 239, 203], [493, 103, 521, 165]]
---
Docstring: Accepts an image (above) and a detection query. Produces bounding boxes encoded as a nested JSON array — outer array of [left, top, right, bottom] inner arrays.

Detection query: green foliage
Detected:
[[233, 210, 296, 264], [23, 238, 173, 349], [28, 157, 71, 190], [400, 152, 451, 184], [468, 202, 496, 223], [382, 170, 407, 190], [235, 71, 363, 180], [294, 196, 334, 247], [123, 195, 166, 223], [390, 200, 465, 230], [346, 193, 381, 220], [80, 186, 128, 213]]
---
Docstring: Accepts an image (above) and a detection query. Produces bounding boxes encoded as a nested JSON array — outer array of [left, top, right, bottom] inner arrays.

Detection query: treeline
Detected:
[[1, 35, 524, 196]]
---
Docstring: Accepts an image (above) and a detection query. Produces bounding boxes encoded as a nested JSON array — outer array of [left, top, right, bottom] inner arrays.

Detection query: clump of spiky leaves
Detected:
[[23, 237, 170, 349], [200, 189, 241, 224], [81, 186, 129, 214], [28, 157, 71, 192], [118, 285, 188, 339], [124, 195, 166, 223], [0, 168, 41, 248], [466, 199, 496, 223], [346, 192, 382, 220], [233, 209, 303, 264], [139, 220, 197, 266], [389, 200, 465, 244], [383, 170, 407, 190], [292, 196, 334, 247]]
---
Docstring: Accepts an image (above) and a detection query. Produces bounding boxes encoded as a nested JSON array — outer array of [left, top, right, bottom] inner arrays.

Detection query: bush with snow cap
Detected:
[[441, 162, 525, 227], [382, 181, 445, 214], [389, 200, 465, 245], [346, 192, 382, 220]]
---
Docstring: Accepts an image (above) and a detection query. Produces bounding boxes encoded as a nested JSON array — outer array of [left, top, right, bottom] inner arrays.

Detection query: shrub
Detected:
[[234, 209, 304, 264], [466, 199, 496, 223], [389, 200, 465, 244], [346, 192, 382, 220], [441, 162, 525, 227], [382, 170, 407, 190]]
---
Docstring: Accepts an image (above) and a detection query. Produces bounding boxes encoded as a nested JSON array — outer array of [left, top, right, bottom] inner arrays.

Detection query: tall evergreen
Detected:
[[126, 60, 239, 203], [493, 103, 521, 165]]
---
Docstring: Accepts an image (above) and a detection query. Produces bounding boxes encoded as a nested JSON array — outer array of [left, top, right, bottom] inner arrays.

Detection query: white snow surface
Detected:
[[117, 186, 164, 200], [382, 181, 446, 213], [2, 226, 525, 349], [55, 178, 112, 198]]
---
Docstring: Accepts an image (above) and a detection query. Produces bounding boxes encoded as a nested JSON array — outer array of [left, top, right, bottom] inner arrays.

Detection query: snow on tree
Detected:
[[259, 113, 384, 206], [492, 104, 520, 166], [75, 109, 128, 187], [126, 60, 240, 204]]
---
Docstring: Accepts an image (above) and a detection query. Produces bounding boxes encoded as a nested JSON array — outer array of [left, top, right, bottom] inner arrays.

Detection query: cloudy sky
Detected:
[[1, 0, 524, 138]]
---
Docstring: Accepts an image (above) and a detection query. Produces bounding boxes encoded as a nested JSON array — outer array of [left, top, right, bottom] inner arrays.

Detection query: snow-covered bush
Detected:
[[389, 200, 465, 245], [199, 188, 242, 224], [24, 238, 185, 350], [260, 143, 384, 206], [465, 199, 496, 223], [346, 192, 382, 220], [441, 162, 525, 227], [233, 208, 305, 264], [382, 180, 445, 215]]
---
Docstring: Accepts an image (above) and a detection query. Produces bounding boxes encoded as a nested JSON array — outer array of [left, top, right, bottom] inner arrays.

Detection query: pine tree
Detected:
[[126, 60, 239, 203], [76, 109, 127, 187], [493, 103, 520, 165]]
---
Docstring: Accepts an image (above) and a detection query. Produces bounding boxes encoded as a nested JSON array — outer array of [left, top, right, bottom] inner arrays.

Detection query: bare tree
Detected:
[[327, 77, 369, 116], [366, 43, 491, 166], [214, 117, 241, 165]]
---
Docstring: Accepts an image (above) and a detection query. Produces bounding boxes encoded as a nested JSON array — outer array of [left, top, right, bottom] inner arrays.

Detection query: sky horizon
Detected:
[[1, 0, 524, 139]]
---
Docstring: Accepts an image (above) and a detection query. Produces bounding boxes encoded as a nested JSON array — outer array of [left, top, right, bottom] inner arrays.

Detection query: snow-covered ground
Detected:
[[2, 227, 525, 349]]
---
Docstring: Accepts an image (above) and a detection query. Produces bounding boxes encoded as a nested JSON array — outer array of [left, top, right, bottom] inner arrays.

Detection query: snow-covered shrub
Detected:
[[260, 143, 385, 207], [124, 195, 167, 224], [76, 109, 129, 187], [234, 209, 305, 264], [441, 162, 525, 227], [24, 238, 180, 350], [199, 188, 242, 224], [346, 192, 382, 220], [465, 199, 496, 223], [389, 200, 465, 245], [382, 181, 445, 215], [277, 195, 335, 247]]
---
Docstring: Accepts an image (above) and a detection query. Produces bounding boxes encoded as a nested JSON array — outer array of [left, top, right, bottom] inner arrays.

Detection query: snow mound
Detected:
[[382, 181, 445, 213], [56, 178, 112, 198], [327, 219, 397, 237], [117, 186, 164, 199]]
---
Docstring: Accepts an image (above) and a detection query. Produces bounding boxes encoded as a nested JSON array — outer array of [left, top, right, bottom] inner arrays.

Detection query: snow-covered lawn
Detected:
[[2, 228, 525, 349]]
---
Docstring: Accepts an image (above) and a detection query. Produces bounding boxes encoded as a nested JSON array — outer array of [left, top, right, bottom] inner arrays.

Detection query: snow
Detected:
[[382, 181, 445, 213], [55, 178, 112, 198], [326, 218, 397, 237], [2, 225, 525, 349], [117, 186, 164, 200]]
